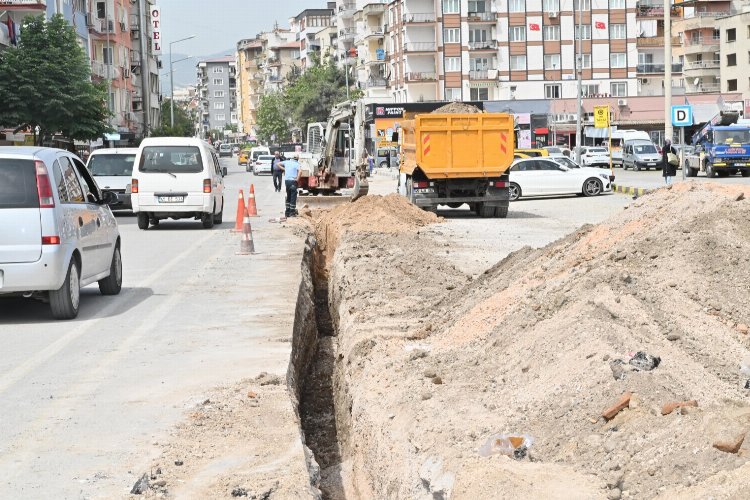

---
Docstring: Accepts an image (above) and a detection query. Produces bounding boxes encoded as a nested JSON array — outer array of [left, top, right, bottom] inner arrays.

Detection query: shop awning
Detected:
[[585, 126, 617, 138]]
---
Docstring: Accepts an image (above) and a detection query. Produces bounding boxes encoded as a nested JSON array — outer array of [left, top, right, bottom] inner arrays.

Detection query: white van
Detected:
[[250, 146, 270, 163], [86, 147, 138, 210], [611, 130, 650, 166], [131, 138, 226, 230]]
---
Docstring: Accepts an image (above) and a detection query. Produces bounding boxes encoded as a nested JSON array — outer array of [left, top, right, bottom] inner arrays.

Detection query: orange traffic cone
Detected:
[[238, 208, 256, 255], [232, 190, 246, 232], [246, 184, 259, 217]]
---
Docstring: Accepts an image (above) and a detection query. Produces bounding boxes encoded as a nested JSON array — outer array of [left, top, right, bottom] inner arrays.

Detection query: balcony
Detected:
[[339, 27, 356, 41], [91, 61, 120, 79], [404, 42, 437, 52], [468, 40, 497, 50], [467, 11, 495, 22], [405, 72, 437, 82], [362, 1, 387, 17], [90, 17, 115, 35], [682, 39, 720, 55], [637, 35, 680, 47], [469, 69, 496, 80], [338, 3, 356, 18], [357, 27, 385, 42], [636, 63, 683, 74], [682, 60, 721, 76], [366, 77, 388, 88], [687, 83, 721, 93], [403, 12, 436, 23], [636, 5, 681, 18]]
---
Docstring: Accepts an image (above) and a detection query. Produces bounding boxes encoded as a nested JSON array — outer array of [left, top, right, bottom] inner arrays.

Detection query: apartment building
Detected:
[[196, 56, 238, 137], [635, 1, 683, 97], [290, 4, 336, 68], [47, 0, 91, 55], [352, 1, 390, 99], [1, 1, 49, 49], [236, 38, 264, 137], [259, 29, 300, 93], [717, 8, 750, 98]]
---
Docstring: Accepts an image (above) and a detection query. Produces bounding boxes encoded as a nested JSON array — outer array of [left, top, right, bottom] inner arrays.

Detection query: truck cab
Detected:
[[685, 111, 750, 178]]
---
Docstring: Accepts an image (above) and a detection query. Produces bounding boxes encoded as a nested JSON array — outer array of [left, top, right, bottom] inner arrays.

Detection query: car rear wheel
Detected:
[[508, 182, 521, 201], [137, 213, 149, 230], [379, 161, 388, 169], [214, 198, 224, 224], [202, 211, 215, 229], [98, 245, 122, 295], [583, 178, 603, 197], [50, 259, 80, 320]]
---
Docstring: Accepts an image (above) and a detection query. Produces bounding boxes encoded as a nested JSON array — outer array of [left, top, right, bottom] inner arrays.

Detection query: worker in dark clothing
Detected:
[[271, 151, 283, 192]]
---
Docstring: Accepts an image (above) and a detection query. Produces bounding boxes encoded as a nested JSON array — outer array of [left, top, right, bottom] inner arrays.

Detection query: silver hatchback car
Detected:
[[0, 147, 122, 319]]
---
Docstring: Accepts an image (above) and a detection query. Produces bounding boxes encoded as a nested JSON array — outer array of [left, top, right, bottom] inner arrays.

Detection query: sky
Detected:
[[158, 0, 318, 86]]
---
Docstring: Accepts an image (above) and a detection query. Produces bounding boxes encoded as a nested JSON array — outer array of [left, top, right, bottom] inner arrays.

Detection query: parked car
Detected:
[[543, 146, 567, 157], [238, 149, 251, 167], [250, 146, 271, 164], [218, 143, 233, 158], [86, 147, 138, 210], [508, 157, 613, 201], [514, 148, 550, 159], [253, 154, 274, 175], [131, 137, 226, 229], [376, 147, 399, 169], [232, 146, 240, 155], [0, 147, 122, 319], [622, 140, 662, 171], [580, 146, 611, 168]]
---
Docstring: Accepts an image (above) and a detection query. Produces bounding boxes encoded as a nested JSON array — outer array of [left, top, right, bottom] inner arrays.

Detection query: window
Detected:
[[103, 47, 113, 64], [445, 88, 461, 101], [445, 56, 461, 71], [727, 28, 736, 42], [610, 82, 627, 96], [581, 83, 599, 96], [543, 0, 559, 11], [610, 24, 626, 39], [470, 87, 489, 101], [213, 66, 224, 73], [215, 113, 226, 121], [610, 53, 626, 68], [442, 0, 459, 13], [609, 0, 625, 8], [57, 157, 85, 203], [470, 57, 491, 70], [747, 25, 750, 39], [509, 26, 526, 42], [543, 25, 560, 41], [231, 112, 238, 121], [510, 55, 526, 70], [573, 0, 590, 9], [469, 29, 488, 43], [577, 53, 592, 69], [728, 79, 738, 91], [508, 0, 524, 12], [713, 29, 720, 41], [468, 0, 486, 13], [96, 1, 106, 19], [214, 90, 225, 98], [545, 84, 561, 98], [443, 28, 460, 43], [544, 54, 561, 70], [212, 78, 224, 85], [214, 102, 225, 110], [728, 53, 737, 66], [575, 24, 591, 40]]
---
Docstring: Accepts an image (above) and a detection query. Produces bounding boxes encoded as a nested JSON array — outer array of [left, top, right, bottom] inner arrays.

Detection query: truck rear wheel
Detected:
[[742, 170, 750, 177], [705, 163, 716, 178], [478, 203, 495, 218], [494, 206, 508, 218]]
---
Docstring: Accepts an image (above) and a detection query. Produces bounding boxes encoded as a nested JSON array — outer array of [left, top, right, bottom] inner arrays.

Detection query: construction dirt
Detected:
[[431, 102, 482, 114], [296, 182, 750, 498]]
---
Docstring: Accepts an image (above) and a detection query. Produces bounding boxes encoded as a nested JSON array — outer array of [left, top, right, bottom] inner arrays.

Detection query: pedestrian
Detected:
[[271, 150, 283, 192], [662, 139, 678, 186], [367, 150, 375, 173], [278, 153, 301, 217]]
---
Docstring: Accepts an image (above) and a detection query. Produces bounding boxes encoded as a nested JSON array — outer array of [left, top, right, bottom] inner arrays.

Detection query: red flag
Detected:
[[595, 21, 606, 29], [529, 23, 540, 31]]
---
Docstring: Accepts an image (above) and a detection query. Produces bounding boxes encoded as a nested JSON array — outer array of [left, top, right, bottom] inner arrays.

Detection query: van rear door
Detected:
[[0, 158, 42, 263]]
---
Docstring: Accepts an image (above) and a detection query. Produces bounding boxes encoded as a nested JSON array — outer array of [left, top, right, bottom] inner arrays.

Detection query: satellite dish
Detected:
[[693, 78, 700, 85]]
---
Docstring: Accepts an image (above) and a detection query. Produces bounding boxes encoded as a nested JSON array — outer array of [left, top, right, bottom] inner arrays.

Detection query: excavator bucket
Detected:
[[351, 174, 369, 202]]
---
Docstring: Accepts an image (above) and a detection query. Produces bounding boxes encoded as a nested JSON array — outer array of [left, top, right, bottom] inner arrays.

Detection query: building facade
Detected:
[[290, 5, 335, 68], [196, 56, 238, 137], [714, 6, 750, 97], [236, 38, 264, 137]]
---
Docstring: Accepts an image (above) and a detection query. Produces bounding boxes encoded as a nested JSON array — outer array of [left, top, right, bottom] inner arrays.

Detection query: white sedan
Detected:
[[508, 158, 614, 201], [580, 146, 611, 168], [252, 154, 274, 175]]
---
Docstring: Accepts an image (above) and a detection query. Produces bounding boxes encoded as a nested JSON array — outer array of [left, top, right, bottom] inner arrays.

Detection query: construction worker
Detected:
[[279, 153, 301, 217], [271, 151, 283, 192]]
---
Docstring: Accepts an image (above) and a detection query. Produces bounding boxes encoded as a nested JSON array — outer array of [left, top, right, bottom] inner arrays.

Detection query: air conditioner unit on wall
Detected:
[[618, 98, 628, 106], [548, 11, 559, 18]]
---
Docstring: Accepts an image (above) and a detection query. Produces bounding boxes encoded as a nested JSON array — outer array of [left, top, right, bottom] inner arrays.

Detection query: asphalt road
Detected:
[[0, 156, 304, 498], [607, 165, 750, 189]]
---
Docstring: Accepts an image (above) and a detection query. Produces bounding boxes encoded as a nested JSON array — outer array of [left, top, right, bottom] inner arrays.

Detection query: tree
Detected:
[[256, 92, 290, 144], [0, 15, 111, 145], [151, 98, 194, 137]]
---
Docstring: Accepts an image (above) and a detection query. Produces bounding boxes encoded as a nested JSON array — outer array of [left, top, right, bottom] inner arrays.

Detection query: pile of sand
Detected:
[[431, 102, 482, 114], [322, 183, 750, 498]]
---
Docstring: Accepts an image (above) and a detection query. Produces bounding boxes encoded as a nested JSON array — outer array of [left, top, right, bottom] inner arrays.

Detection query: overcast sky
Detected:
[[158, 0, 318, 59]]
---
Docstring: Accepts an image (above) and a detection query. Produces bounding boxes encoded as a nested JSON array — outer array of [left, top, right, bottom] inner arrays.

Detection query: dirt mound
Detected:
[[325, 182, 750, 497], [313, 193, 439, 268], [432, 102, 482, 114]]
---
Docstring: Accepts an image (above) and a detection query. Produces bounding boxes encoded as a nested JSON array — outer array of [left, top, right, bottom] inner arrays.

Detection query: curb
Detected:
[[611, 184, 652, 197]]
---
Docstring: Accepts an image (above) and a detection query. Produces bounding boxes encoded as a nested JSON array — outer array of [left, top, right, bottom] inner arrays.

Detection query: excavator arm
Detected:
[[319, 100, 369, 201]]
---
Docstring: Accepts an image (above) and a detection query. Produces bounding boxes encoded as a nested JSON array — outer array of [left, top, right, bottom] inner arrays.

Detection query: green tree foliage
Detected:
[[283, 55, 350, 131], [150, 98, 194, 137], [256, 92, 289, 144], [0, 15, 111, 145]]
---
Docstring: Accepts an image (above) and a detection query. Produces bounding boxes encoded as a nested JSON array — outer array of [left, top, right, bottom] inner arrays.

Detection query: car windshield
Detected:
[[87, 153, 135, 176], [258, 155, 274, 162], [140, 146, 203, 173], [220, 145, 231, 151], [554, 157, 580, 168], [252, 151, 268, 160], [715, 130, 750, 144], [590, 148, 607, 154], [633, 144, 657, 154], [0, 159, 38, 209]]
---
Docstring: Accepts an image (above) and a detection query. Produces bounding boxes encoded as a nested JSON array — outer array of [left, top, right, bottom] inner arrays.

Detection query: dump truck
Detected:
[[398, 112, 515, 218], [685, 111, 750, 178]]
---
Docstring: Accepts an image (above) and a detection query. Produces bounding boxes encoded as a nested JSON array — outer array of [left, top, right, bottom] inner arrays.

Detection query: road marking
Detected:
[[0, 231, 216, 396]]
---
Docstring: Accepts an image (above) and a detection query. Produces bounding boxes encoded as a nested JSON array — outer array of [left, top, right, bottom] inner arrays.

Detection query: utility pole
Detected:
[[574, 0, 583, 164], [664, 0, 673, 144], [137, 0, 150, 137]]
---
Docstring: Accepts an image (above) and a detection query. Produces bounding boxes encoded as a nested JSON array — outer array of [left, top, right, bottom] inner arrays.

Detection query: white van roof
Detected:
[[89, 147, 139, 156], [139, 137, 211, 147]]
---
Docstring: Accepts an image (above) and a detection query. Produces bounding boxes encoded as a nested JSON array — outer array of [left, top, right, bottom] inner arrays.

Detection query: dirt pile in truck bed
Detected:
[[431, 102, 482, 114], [315, 182, 750, 498]]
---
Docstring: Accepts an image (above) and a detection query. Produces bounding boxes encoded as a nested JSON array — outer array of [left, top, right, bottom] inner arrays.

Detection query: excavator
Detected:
[[297, 100, 369, 203]]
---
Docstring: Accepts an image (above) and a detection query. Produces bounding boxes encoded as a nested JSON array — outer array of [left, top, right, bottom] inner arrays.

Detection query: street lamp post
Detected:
[[170, 35, 196, 128]]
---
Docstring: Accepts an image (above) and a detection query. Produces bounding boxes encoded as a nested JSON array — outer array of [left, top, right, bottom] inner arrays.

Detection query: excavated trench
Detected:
[[286, 235, 351, 499]]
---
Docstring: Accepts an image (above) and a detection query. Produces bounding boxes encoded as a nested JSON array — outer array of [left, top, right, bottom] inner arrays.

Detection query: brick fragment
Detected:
[[601, 392, 632, 421]]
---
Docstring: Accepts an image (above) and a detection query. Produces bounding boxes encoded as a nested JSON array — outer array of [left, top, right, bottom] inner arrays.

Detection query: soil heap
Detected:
[[431, 102, 482, 114], [315, 183, 750, 498]]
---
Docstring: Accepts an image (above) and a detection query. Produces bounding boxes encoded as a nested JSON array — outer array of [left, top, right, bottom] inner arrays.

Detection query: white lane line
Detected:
[[0, 231, 216, 395]]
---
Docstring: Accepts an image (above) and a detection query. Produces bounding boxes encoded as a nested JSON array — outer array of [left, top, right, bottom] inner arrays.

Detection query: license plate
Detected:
[[648, 163, 656, 166], [158, 196, 184, 203], [735, 163, 746, 166]]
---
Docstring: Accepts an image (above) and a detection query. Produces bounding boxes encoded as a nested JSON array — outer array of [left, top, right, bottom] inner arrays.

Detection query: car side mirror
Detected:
[[101, 190, 117, 206], [222, 167, 228, 176]]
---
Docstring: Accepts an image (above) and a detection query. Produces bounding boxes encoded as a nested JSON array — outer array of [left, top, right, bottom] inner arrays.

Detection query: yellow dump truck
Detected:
[[399, 113, 515, 218]]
